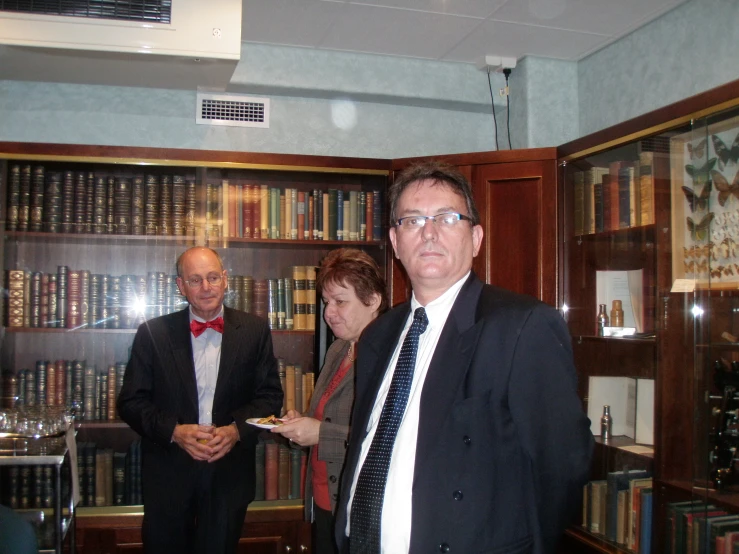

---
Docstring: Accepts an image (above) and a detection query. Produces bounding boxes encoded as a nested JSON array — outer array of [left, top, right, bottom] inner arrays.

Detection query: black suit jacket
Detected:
[[335, 273, 593, 554], [117, 306, 284, 509]]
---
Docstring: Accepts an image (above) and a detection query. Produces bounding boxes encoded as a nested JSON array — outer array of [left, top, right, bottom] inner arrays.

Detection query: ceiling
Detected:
[[241, 0, 688, 63]]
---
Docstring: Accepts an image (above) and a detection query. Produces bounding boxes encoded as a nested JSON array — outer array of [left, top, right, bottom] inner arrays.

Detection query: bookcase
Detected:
[[557, 79, 739, 554], [0, 142, 391, 553]]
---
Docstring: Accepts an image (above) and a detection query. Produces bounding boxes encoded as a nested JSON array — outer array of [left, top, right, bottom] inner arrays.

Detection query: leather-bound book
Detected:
[[264, 441, 279, 501]]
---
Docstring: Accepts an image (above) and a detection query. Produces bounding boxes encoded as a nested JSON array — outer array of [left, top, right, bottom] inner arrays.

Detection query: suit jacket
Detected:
[[117, 306, 284, 510], [335, 273, 593, 554], [305, 338, 354, 517]]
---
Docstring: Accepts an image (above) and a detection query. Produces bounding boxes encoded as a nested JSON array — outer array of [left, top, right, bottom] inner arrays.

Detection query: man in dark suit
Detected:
[[117, 246, 283, 554], [335, 162, 593, 554]]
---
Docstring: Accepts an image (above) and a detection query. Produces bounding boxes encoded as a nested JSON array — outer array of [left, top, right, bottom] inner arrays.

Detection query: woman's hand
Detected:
[[271, 414, 321, 447]]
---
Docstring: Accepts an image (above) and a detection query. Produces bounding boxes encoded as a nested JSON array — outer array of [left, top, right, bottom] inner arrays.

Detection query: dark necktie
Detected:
[[190, 316, 224, 337], [350, 307, 429, 554]]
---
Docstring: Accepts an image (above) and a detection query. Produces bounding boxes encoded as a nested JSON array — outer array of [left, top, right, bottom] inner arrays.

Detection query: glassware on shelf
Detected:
[[610, 300, 624, 327], [596, 304, 609, 336]]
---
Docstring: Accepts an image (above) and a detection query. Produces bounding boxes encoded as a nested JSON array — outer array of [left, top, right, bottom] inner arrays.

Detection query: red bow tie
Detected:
[[190, 317, 224, 337]]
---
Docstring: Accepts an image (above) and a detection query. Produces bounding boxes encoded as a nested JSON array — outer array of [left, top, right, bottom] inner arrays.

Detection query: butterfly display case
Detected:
[[558, 79, 739, 554]]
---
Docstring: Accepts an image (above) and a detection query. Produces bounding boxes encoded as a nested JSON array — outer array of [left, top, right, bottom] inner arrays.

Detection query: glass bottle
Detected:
[[610, 299, 624, 327], [600, 405, 612, 440], [596, 303, 609, 336]]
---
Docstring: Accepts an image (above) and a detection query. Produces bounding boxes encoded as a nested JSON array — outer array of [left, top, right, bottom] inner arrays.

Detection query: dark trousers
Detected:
[[142, 461, 247, 554], [314, 505, 339, 554]]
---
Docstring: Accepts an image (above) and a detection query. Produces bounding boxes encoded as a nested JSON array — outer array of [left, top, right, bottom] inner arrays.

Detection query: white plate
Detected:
[[246, 417, 282, 430]]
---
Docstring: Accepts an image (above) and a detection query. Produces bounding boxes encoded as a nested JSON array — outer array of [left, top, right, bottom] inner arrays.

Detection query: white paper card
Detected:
[[635, 378, 655, 445], [671, 278, 696, 293], [587, 376, 636, 438]]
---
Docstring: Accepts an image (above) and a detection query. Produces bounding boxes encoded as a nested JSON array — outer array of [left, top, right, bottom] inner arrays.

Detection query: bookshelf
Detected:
[[0, 142, 391, 553], [558, 79, 739, 554]]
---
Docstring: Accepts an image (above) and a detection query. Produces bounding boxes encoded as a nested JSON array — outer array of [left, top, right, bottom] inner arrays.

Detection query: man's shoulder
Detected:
[[476, 284, 546, 318]]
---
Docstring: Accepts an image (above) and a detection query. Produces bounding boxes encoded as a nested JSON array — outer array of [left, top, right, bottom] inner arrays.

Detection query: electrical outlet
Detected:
[[476, 55, 517, 72], [499, 87, 509, 97]]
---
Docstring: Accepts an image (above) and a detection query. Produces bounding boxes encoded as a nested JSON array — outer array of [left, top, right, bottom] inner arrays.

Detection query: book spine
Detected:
[[278, 444, 290, 500], [7, 164, 20, 231], [358, 191, 366, 241], [336, 189, 344, 240], [241, 183, 251, 238], [322, 192, 329, 240], [297, 191, 305, 241], [372, 190, 382, 240], [17, 165, 31, 232], [113, 451, 126, 505], [290, 446, 302, 499], [254, 441, 265, 501], [270, 188, 280, 239], [290, 188, 298, 240], [30, 165, 45, 232], [264, 442, 279, 501], [349, 190, 358, 241], [639, 152, 655, 226], [293, 266, 307, 331], [342, 199, 350, 241], [285, 365, 295, 413], [280, 192, 287, 239], [306, 266, 316, 331], [294, 364, 303, 414]]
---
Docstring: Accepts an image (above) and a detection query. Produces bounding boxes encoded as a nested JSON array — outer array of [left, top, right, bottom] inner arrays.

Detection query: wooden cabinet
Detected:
[[75, 503, 309, 554], [0, 142, 392, 553], [557, 78, 739, 554], [390, 149, 559, 304]]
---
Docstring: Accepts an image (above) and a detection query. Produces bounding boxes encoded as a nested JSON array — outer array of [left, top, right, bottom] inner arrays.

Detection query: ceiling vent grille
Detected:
[[196, 93, 270, 128], [0, 0, 172, 24]]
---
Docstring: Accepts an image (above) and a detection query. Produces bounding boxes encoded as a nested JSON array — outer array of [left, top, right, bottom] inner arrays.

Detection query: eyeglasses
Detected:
[[184, 274, 224, 288], [394, 212, 473, 230]]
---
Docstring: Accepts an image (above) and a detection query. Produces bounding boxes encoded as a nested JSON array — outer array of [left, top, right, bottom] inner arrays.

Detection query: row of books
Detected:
[[224, 266, 317, 331], [6, 265, 318, 332], [573, 151, 657, 236], [254, 439, 307, 502], [1, 438, 308, 509], [76, 440, 143, 507], [7, 165, 198, 236], [6, 268, 186, 329], [582, 470, 653, 553], [1, 463, 64, 509], [206, 183, 383, 242], [666, 500, 739, 554], [2, 354, 312, 420], [6, 164, 386, 242], [1, 360, 125, 419], [278, 359, 314, 416]]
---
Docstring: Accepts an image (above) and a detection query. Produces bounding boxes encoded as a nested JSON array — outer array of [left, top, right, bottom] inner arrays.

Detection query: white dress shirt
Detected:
[[347, 272, 469, 553], [190, 307, 224, 426]]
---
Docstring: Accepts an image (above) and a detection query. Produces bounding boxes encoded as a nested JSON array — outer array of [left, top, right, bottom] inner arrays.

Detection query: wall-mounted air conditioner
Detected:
[[0, 0, 242, 90]]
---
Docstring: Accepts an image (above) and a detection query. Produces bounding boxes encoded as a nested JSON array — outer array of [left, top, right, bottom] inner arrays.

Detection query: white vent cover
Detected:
[[196, 93, 270, 128]]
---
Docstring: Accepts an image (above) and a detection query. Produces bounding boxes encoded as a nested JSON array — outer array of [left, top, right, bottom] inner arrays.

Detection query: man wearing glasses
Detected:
[[118, 246, 283, 554], [335, 162, 593, 554]]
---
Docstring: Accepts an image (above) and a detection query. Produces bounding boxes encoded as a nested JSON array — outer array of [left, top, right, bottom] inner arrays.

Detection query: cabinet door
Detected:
[[389, 151, 558, 307], [469, 160, 558, 305]]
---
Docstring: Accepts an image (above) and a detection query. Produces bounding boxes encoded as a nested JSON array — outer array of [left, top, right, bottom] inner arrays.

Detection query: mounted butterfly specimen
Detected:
[[712, 168, 739, 207], [687, 138, 707, 160], [685, 158, 717, 189], [712, 132, 739, 170], [682, 183, 711, 212], [687, 212, 714, 241]]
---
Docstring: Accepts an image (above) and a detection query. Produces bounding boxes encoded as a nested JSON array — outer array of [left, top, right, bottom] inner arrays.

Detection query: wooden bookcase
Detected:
[[0, 143, 391, 553], [557, 79, 739, 554]]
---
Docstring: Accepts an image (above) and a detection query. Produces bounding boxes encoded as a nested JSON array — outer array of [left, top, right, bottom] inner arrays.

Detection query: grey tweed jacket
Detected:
[[305, 338, 354, 518]]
